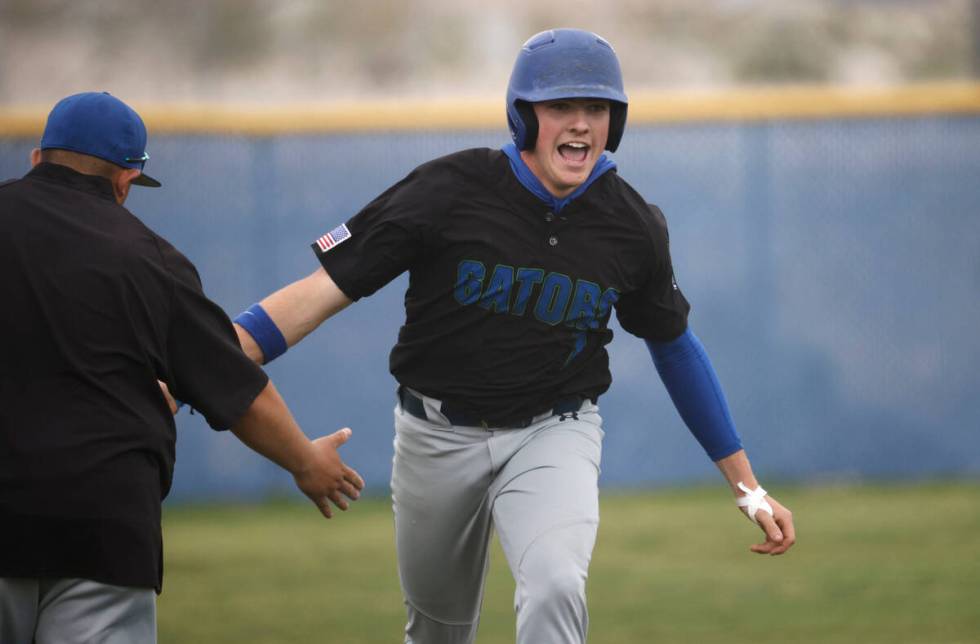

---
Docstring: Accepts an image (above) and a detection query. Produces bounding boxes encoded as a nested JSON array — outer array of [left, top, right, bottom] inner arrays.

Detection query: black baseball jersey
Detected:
[[0, 162, 269, 591], [314, 148, 689, 425]]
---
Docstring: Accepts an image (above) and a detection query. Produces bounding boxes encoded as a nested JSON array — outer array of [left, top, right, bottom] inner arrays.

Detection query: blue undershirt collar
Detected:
[[501, 142, 616, 213]]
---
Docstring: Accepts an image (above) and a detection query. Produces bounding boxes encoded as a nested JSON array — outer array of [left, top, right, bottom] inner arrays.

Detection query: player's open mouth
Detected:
[[558, 142, 589, 163]]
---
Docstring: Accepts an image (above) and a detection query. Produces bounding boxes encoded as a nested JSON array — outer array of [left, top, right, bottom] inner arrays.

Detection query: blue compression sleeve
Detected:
[[645, 328, 743, 461], [233, 303, 287, 364]]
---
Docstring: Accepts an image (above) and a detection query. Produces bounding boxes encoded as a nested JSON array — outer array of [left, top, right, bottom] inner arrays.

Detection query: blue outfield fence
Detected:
[[2, 106, 979, 500]]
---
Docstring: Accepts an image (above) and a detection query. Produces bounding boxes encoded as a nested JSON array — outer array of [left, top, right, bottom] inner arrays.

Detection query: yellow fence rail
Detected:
[[2, 82, 979, 137]]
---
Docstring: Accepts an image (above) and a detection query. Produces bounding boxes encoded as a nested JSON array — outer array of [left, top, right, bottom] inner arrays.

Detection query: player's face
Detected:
[[523, 98, 610, 198]]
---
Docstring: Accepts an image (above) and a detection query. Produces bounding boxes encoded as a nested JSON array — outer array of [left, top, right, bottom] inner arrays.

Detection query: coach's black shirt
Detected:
[[315, 148, 689, 425], [0, 163, 268, 591]]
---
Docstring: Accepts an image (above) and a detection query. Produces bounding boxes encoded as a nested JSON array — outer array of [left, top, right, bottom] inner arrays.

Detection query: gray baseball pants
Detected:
[[0, 577, 156, 644], [391, 391, 603, 644]]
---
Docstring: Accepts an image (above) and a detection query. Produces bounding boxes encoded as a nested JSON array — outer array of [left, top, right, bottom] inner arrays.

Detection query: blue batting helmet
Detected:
[[506, 28, 629, 152]]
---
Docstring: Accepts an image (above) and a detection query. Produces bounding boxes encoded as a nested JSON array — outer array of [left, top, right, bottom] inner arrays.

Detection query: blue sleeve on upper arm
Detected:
[[645, 328, 743, 461]]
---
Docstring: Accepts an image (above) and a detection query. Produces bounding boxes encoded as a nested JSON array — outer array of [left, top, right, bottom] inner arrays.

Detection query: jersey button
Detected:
[[548, 235, 558, 246], [544, 211, 554, 222]]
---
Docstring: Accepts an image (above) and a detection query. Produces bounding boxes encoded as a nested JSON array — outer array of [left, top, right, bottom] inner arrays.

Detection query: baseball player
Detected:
[[234, 28, 795, 644]]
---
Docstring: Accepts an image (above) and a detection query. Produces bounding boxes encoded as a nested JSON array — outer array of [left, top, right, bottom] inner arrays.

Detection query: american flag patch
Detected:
[[314, 223, 352, 253]]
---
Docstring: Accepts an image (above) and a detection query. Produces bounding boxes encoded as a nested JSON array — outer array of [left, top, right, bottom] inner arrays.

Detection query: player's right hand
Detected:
[[292, 427, 365, 519], [158, 380, 179, 415]]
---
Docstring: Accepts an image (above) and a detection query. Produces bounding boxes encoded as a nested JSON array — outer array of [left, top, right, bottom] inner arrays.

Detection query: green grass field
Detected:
[[159, 482, 980, 643]]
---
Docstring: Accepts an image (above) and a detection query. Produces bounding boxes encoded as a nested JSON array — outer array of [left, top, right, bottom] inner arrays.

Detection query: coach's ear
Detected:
[[30, 148, 42, 167], [111, 167, 142, 205]]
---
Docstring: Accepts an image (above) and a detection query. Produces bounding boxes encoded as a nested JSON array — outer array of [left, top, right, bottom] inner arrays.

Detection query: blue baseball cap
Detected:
[[40, 92, 161, 187]]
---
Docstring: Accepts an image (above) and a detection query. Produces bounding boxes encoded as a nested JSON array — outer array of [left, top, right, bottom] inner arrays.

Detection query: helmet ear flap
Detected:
[[514, 100, 538, 151], [606, 102, 628, 152]]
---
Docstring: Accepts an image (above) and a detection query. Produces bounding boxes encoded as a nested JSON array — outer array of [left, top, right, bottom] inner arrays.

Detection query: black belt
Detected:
[[398, 388, 585, 429]]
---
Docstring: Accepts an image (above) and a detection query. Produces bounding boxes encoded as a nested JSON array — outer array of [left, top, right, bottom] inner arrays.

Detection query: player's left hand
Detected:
[[745, 494, 795, 556]]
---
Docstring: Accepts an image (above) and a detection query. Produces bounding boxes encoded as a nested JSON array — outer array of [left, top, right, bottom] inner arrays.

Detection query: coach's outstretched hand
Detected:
[[293, 428, 365, 519], [230, 381, 364, 519]]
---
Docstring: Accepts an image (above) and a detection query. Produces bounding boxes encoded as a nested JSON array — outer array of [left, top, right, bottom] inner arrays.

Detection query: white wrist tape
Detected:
[[736, 482, 773, 525]]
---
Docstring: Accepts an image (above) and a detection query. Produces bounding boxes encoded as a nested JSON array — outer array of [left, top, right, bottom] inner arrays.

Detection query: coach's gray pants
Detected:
[[392, 392, 603, 644], [0, 577, 156, 644]]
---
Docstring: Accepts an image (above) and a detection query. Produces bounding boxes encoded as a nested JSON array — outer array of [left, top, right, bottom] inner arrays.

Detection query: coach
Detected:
[[0, 92, 363, 643]]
